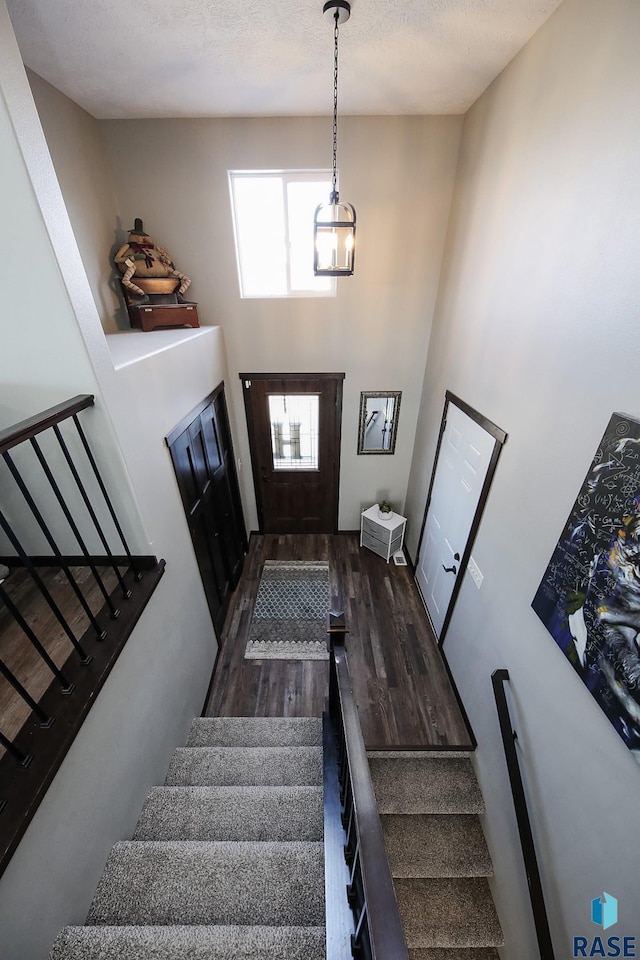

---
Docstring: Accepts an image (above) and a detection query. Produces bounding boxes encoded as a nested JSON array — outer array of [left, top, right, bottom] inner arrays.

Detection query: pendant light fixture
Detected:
[[313, 0, 356, 277]]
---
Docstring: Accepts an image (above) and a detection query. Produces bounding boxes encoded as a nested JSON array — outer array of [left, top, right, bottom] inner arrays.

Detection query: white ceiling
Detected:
[[6, 0, 563, 120]]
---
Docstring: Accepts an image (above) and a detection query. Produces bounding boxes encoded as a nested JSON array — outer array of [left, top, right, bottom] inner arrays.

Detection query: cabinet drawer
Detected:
[[362, 515, 390, 544], [390, 533, 404, 554], [361, 530, 389, 559]]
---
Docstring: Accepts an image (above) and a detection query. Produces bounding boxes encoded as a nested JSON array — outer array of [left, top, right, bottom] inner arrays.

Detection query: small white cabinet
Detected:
[[360, 505, 406, 563]]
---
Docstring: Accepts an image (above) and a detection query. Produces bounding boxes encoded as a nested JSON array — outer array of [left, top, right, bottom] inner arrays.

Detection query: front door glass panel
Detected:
[[268, 394, 319, 470]]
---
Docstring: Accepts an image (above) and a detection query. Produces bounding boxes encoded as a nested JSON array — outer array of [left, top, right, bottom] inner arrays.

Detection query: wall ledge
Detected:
[[106, 326, 219, 371]]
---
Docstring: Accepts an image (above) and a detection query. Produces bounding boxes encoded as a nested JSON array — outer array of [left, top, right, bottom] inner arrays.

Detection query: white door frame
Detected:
[[415, 391, 507, 645]]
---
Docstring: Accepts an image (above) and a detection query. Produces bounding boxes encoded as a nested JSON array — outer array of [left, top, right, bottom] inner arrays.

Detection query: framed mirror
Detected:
[[357, 391, 401, 455]]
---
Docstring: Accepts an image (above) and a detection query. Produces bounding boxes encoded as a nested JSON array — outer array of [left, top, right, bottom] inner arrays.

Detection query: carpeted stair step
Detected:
[[50, 924, 326, 959], [407, 950, 501, 959], [86, 840, 325, 927], [368, 756, 484, 814], [187, 716, 322, 747], [134, 785, 323, 841], [393, 877, 503, 949], [380, 814, 493, 878], [165, 745, 323, 786]]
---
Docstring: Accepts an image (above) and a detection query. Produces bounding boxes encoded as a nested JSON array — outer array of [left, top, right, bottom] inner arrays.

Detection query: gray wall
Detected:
[[26, 70, 125, 335], [98, 114, 463, 531], [405, 0, 640, 954]]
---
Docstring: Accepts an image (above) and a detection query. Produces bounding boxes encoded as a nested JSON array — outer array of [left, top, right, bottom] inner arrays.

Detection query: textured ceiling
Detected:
[[6, 0, 563, 119]]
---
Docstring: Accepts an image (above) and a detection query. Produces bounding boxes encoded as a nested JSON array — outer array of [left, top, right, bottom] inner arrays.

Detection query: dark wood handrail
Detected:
[[327, 612, 409, 960], [492, 669, 555, 960], [333, 648, 409, 960], [0, 395, 94, 454]]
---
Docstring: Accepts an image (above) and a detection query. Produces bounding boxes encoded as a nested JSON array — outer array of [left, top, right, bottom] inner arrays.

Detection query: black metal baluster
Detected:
[[0, 508, 91, 662], [0, 659, 53, 728], [29, 437, 120, 619], [72, 414, 141, 582], [0, 729, 32, 768], [53, 424, 133, 597], [0, 584, 74, 692], [3, 451, 107, 640]]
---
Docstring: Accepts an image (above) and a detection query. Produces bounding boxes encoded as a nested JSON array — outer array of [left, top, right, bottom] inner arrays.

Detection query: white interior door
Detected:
[[416, 402, 496, 637]]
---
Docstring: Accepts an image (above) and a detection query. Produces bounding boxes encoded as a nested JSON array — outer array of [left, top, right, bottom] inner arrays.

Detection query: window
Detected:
[[229, 170, 335, 298], [268, 394, 319, 470]]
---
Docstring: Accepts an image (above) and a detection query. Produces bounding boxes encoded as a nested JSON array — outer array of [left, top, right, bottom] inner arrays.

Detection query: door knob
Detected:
[[442, 564, 457, 574]]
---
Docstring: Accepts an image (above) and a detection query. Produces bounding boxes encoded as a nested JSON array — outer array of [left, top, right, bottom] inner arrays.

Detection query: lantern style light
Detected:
[[314, 0, 356, 277]]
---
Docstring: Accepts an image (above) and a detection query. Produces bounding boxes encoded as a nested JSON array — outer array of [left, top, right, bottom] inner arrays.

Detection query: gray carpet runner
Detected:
[[50, 717, 326, 960], [368, 751, 504, 960]]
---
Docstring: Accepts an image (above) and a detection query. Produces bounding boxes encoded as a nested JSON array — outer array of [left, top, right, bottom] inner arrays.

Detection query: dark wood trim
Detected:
[[0, 560, 165, 878], [415, 392, 507, 647], [0, 555, 158, 570], [492, 670, 555, 960], [323, 712, 354, 960], [165, 382, 225, 449], [439, 410, 506, 644], [0, 395, 94, 455], [330, 378, 344, 535], [240, 379, 266, 534], [444, 390, 507, 444], [239, 372, 346, 381], [332, 644, 409, 959], [200, 645, 221, 718]]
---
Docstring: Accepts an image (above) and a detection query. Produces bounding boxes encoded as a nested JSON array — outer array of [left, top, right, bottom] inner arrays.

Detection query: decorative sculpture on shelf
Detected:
[[114, 218, 192, 304]]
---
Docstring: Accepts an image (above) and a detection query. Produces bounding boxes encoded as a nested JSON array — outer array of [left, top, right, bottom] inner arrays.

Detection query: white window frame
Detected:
[[228, 169, 337, 299]]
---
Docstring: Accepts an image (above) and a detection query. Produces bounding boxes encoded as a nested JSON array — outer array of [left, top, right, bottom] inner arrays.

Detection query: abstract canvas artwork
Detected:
[[532, 413, 640, 751]]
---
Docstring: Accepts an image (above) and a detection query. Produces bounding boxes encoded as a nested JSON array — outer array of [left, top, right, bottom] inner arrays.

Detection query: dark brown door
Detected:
[[166, 383, 247, 637], [240, 373, 344, 534]]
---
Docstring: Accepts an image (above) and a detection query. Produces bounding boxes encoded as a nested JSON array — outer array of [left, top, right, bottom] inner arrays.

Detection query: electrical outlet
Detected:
[[467, 556, 484, 590]]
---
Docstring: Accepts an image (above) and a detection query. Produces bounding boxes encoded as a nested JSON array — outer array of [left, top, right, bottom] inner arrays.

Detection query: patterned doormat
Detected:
[[244, 560, 330, 661]]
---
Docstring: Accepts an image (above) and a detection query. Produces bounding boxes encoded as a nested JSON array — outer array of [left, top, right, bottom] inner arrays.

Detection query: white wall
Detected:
[[0, 7, 231, 957], [404, 0, 640, 954], [99, 114, 463, 530]]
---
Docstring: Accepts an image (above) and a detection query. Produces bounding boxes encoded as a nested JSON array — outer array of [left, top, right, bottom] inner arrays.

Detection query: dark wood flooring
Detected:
[[0, 565, 119, 760], [205, 534, 474, 750]]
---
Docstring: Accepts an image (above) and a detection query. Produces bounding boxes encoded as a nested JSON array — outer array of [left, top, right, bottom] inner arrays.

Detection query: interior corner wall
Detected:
[[25, 69, 125, 335], [404, 0, 640, 955], [98, 114, 463, 530]]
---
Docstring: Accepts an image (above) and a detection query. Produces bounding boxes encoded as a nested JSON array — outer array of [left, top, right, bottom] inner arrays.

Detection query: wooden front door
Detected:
[[166, 383, 247, 638], [240, 373, 344, 534]]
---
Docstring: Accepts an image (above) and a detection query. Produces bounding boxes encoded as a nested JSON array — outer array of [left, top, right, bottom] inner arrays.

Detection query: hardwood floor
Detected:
[[205, 534, 474, 750], [0, 565, 120, 759]]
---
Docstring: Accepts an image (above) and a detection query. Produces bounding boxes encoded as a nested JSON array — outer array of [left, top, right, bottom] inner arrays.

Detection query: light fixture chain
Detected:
[[332, 11, 339, 198]]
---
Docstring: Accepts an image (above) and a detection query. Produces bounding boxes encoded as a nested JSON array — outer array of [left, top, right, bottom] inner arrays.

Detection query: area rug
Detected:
[[244, 560, 330, 661]]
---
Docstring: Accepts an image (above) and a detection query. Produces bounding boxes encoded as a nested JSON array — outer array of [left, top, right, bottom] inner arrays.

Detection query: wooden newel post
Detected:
[[326, 610, 348, 652]]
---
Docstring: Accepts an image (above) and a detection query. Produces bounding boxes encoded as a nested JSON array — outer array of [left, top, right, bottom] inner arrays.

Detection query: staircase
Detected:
[[368, 751, 504, 959], [50, 717, 326, 960]]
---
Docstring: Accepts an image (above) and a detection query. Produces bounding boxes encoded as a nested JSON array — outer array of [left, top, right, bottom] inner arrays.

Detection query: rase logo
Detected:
[[592, 894, 618, 931], [573, 893, 636, 958]]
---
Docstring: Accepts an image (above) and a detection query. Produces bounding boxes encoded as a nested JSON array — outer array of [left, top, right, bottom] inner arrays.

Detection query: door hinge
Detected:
[[244, 380, 251, 389]]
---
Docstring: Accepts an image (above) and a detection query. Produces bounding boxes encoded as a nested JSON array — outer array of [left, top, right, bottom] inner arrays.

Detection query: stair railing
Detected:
[[492, 668, 555, 960], [326, 612, 409, 960], [0, 395, 164, 876]]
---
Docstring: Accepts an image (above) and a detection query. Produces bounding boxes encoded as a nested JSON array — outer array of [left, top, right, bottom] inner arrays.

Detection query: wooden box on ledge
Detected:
[[126, 301, 199, 332]]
